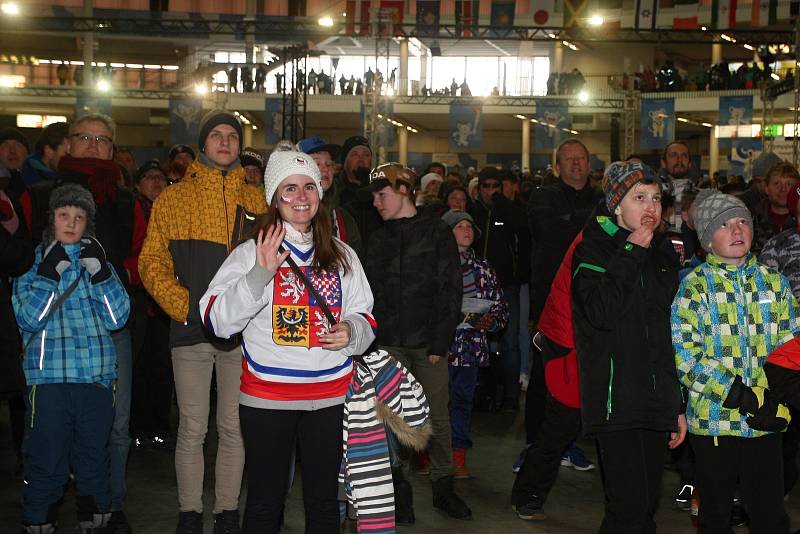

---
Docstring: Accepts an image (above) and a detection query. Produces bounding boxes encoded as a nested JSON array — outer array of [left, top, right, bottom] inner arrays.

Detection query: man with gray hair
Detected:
[[21, 112, 135, 533]]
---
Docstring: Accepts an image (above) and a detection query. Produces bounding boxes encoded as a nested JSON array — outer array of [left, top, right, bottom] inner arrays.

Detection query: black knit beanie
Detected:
[[198, 110, 243, 153]]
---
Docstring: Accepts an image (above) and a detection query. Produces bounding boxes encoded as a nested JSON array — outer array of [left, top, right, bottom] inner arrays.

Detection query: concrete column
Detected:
[[82, 0, 94, 89], [399, 39, 409, 96], [244, 124, 254, 148], [712, 42, 722, 65], [709, 126, 719, 178], [420, 50, 429, 92], [521, 119, 530, 172], [245, 0, 256, 65], [553, 42, 563, 73], [398, 127, 408, 165]]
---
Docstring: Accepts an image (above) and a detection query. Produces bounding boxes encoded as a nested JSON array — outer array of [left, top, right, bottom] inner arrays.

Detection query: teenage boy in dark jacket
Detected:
[[571, 161, 686, 533], [363, 163, 468, 523]]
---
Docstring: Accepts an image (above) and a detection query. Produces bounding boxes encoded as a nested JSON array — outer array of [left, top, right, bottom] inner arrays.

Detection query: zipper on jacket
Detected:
[[606, 356, 614, 420], [736, 270, 752, 385], [483, 208, 491, 259]]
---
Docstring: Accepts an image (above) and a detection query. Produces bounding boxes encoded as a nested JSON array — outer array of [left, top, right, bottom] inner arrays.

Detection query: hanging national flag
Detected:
[[346, 0, 371, 35], [712, 0, 736, 28], [563, 0, 590, 26], [455, 0, 480, 36], [491, 0, 516, 31], [530, 0, 559, 25], [660, 0, 700, 28], [417, 0, 441, 36], [736, 0, 752, 24], [381, 0, 405, 25], [636, 0, 658, 27]]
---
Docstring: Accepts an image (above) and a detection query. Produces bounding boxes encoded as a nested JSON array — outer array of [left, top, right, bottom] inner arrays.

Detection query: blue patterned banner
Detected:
[[640, 98, 675, 150], [449, 101, 483, 150], [534, 100, 568, 150], [264, 97, 292, 145], [169, 97, 203, 146]]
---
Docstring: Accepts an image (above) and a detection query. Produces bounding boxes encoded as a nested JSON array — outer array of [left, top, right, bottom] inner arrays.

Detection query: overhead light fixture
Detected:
[[530, 118, 539, 123], [720, 33, 736, 43], [700, 26, 707, 30], [577, 90, 589, 102], [677, 117, 689, 123], [252, 125, 258, 130], [568, 43, 579, 51], [589, 15, 604, 26], [318, 16, 334, 27], [194, 83, 208, 95], [514, 114, 526, 119], [570, 129, 579, 134], [1, 2, 20, 15], [701, 122, 712, 127], [96, 79, 111, 92], [743, 43, 754, 51], [771, 72, 780, 80]]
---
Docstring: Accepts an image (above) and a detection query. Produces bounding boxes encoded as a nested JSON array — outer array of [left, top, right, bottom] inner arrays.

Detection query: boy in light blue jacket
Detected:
[[13, 183, 130, 534]]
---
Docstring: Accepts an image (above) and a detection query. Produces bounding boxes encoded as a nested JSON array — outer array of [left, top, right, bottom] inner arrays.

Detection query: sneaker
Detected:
[[175, 511, 203, 534], [513, 494, 546, 521], [213, 510, 240, 534], [432, 476, 472, 520], [674, 484, 694, 511], [560, 443, 595, 471], [512, 443, 532, 474], [730, 498, 748, 528], [107, 511, 132, 534]]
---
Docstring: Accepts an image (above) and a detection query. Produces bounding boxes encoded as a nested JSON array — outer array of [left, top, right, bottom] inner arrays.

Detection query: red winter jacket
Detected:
[[536, 232, 583, 409]]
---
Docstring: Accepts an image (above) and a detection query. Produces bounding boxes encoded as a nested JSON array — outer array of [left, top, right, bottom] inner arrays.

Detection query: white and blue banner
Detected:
[[449, 101, 483, 150], [719, 95, 753, 128], [264, 97, 291, 145], [640, 98, 675, 150], [169, 97, 203, 146], [534, 100, 568, 150]]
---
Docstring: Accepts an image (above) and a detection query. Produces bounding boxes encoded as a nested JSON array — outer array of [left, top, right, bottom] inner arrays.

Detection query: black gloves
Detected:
[[724, 375, 791, 432], [37, 241, 71, 281], [746, 389, 791, 432], [79, 236, 112, 283]]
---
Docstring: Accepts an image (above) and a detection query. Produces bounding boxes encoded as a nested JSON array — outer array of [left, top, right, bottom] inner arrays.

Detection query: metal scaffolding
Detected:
[[623, 91, 638, 158]]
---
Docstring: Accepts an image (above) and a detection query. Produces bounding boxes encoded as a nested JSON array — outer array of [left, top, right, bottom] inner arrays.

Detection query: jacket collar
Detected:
[[185, 159, 246, 191], [706, 252, 758, 277]]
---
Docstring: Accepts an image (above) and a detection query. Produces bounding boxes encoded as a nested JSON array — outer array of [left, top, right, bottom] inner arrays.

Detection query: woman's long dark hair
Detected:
[[251, 198, 352, 275]]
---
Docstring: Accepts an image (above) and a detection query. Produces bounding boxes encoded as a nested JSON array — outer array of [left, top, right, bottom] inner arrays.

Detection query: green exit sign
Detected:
[[763, 124, 784, 137]]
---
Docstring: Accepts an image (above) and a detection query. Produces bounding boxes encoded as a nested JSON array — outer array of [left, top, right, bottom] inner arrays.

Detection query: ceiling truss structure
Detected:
[[0, 16, 794, 46]]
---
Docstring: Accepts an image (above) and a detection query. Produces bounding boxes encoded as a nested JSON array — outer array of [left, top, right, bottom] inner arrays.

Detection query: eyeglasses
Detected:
[[71, 133, 113, 146], [481, 182, 501, 189]]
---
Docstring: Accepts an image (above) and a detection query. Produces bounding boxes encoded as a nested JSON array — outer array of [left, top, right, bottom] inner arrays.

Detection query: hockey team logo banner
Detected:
[[534, 100, 568, 150], [264, 97, 292, 145], [272, 266, 342, 348], [449, 101, 483, 150], [640, 98, 675, 149], [719, 95, 753, 131], [169, 97, 202, 146]]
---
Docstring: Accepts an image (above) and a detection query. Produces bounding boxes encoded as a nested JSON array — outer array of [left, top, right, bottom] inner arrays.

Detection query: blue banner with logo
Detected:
[[534, 100, 568, 150], [169, 97, 203, 146], [264, 97, 292, 145], [640, 98, 675, 150], [75, 94, 111, 118], [416, 1, 440, 37], [449, 101, 482, 150], [719, 95, 753, 129]]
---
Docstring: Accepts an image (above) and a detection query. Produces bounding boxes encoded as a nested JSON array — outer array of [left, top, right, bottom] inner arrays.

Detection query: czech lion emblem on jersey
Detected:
[[272, 267, 342, 347]]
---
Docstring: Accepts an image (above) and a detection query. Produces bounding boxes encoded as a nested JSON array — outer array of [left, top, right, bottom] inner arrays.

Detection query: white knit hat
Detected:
[[264, 150, 323, 204], [420, 172, 443, 192]]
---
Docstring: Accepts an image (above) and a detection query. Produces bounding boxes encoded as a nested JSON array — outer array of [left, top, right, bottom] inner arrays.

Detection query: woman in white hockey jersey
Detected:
[[200, 150, 376, 533]]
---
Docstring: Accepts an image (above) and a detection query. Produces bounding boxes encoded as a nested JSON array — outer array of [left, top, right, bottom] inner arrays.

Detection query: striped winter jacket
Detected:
[[340, 350, 431, 533], [13, 242, 130, 387], [672, 253, 800, 438]]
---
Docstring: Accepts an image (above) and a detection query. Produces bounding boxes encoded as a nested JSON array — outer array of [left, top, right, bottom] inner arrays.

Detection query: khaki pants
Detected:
[[172, 343, 244, 513], [380, 345, 452, 481]]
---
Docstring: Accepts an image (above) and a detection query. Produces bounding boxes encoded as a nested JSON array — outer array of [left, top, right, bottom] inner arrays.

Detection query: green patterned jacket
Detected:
[[671, 253, 800, 437]]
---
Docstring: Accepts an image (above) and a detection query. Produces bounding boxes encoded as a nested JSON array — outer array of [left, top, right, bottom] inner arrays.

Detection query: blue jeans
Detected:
[[449, 365, 479, 449], [500, 284, 521, 404], [23, 383, 114, 525], [110, 328, 132, 511]]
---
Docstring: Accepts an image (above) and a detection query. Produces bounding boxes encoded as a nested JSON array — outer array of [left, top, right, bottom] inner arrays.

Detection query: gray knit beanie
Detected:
[[751, 151, 783, 179], [42, 183, 96, 244], [693, 191, 752, 251]]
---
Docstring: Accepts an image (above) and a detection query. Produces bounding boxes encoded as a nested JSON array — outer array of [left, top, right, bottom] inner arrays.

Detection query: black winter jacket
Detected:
[[469, 193, 530, 286], [528, 179, 602, 321], [572, 213, 682, 436], [364, 212, 461, 356]]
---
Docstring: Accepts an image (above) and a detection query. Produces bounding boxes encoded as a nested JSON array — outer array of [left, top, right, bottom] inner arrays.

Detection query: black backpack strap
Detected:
[[20, 270, 84, 357]]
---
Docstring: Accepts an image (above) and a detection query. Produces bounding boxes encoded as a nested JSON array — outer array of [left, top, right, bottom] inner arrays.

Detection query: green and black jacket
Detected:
[[572, 212, 682, 437]]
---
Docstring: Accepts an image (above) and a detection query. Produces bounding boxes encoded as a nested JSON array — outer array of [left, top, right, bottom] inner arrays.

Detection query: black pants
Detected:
[[671, 439, 695, 487], [596, 429, 667, 534], [239, 404, 343, 534], [690, 433, 788, 534], [131, 305, 173, 438], [512, 394, 580, 505], [524, 348, 547, 444]]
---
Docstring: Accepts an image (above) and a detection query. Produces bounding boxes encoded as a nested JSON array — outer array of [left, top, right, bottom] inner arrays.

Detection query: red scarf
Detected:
[[58, 155, 121, 206]]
